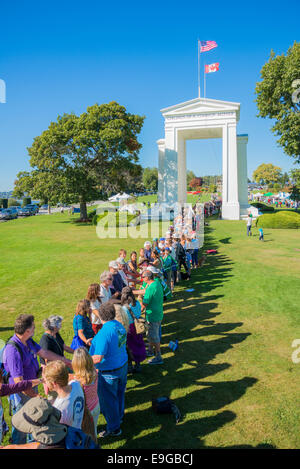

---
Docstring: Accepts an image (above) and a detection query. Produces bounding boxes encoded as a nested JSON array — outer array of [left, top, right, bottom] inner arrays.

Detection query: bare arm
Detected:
[[38, 349, 72, 368], [132, 288, 146, 296], [63, 344, 74, 354], [91, 355, 104, 365], [91, 309, 101, 320], [78, 329, 93, 347], [13, 376, 38, 397], [0, 442, 40, 450]]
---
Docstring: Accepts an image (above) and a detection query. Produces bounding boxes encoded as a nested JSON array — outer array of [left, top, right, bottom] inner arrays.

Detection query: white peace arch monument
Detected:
[[157, 97, 249, 220]]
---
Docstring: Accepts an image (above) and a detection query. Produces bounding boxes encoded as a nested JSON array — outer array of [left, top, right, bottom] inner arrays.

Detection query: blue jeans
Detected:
[[10, 395, 34, 444], [191, 249, 199, 266], [97, 362, 128, 433]]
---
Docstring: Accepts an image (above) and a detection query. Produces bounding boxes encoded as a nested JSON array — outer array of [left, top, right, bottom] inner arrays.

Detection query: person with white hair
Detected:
[[108, 260, 126, 297], [99, 270, 113, 303], [143, 241, 152, 262], [116, 257, 129, 286], [39, 315, 74, 365]]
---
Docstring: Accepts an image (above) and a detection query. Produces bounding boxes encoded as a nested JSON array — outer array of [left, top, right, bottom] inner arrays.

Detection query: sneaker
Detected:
[[98, 428, 122, 438], [146, 349, 154, 357], [148, 356, 163, 365]]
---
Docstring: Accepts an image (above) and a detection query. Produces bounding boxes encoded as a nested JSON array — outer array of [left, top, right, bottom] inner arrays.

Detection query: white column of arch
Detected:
[[237, 134, 249, 215], [157, 138, 165, 204], [177, 134, 187, 205], [222, 123, 240, 219]]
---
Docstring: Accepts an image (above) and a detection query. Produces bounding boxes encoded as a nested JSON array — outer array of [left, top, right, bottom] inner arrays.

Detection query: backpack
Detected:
[[152, 396, 181, 424], [64, 426, 99, 449], [0, 338, 24, 384]]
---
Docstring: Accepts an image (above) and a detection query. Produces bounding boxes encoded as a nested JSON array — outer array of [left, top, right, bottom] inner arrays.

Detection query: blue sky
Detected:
[[0, 0, 299, 190]]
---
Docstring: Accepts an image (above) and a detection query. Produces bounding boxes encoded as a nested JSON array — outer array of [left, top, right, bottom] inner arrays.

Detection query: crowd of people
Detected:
[[0, 219, 203, 449]]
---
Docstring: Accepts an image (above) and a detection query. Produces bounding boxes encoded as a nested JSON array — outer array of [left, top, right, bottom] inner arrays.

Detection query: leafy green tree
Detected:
[[289, 169, 300, 203], [255, 42, 300, 163], [14, 102, 145, 220], [253, 163, 282, 185], [142, 167, 158, 192], [280, 171, 290, 187]]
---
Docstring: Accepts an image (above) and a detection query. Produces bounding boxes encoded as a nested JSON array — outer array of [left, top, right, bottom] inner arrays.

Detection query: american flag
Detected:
[[200, 40, 218, 52]]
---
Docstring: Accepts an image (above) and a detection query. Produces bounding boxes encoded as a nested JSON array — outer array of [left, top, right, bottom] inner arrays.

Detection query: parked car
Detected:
[[24, 204, 39, 215], [18, 207, 33, 217], [0, 208, 18, 220], [41, 204, 49, 210], [0, 209, 10, 220]]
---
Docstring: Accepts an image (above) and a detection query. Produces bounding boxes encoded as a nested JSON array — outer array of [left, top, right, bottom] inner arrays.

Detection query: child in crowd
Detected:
[[43, 360, 85, 430], [138, 248, 149, 271], [185, 237, 193, 269], [158, 238, 165, 251], [191, 232, 200, 268], [86, 283, 102, 335], [71, 347, 100, 436], [144, 241, 153, 261], [72, 299, 95, 349], [118, 249, 127, 261]]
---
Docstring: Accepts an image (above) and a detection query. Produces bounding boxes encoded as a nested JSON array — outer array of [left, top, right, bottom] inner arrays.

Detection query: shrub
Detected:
[[251, 202, 275, 212], [256, 211, 300, 229], [8, 198, 19, 207], [22, 197, 31, 206], [92, 211, 137, 227], [0, 198, 8, 208]]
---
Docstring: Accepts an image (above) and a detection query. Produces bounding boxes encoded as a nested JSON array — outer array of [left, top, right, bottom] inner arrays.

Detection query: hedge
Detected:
[[92, 211, 137, 227], [251, 202, 275, 212], [256, 211, 300, 229]]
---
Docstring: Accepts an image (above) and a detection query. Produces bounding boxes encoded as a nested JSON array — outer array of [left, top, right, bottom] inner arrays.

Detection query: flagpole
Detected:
[[204, 64, 206, 98], [198, 39, 201, 98]]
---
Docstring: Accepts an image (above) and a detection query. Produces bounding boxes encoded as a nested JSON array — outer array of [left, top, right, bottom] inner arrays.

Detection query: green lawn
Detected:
[[0, 213, 300, 448]]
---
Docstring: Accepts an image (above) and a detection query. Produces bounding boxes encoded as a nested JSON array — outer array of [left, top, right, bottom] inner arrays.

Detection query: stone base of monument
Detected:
[[221, 203, 240, 220], [240, 204, 260, 220]]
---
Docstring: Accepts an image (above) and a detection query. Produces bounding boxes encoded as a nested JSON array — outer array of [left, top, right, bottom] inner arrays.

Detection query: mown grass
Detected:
[[0, 212, 300, 448]]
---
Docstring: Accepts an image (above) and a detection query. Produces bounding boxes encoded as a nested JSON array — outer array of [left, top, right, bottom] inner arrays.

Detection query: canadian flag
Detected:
[[205, 63, 220, 73]]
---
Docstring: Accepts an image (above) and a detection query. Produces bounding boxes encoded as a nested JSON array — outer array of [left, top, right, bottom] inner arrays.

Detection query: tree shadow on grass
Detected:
[[0, 326, 14, 333], [100, 222, 258, 449]]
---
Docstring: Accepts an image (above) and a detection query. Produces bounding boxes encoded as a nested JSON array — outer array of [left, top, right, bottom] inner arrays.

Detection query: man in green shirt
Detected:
[[141, 271, 164, 365]]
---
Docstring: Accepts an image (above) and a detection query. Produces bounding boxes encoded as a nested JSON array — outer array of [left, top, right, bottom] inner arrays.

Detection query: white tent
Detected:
[[119, 204, 137, 214], [109, 192, 132, 202], [108, 193, 121, 202], [119, 193, 131, 200]]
